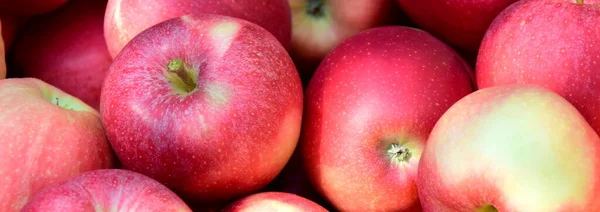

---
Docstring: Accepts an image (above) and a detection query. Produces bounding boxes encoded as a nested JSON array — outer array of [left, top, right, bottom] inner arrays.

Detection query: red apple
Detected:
[[100, 14, 303, 204], [13, 0, 112, 109], [21, 169, 192, 212], [302, 26, 474, 211], [396, 0, 518, 55], [476, 0, 600, 135], [0, 0, 69, 16], [104, 0, 291, 58], [223, 192, 328, 212], [0, 78, 115, 212], [418, 84, 600, 211], [288, 0, 398, 79]]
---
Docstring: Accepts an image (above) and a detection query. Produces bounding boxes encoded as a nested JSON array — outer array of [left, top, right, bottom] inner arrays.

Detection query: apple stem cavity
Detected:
[[387, 143, 412, 164], [306, 0, 326, 17], [476, 204, 498, 212], [166, 58, 197, 94]]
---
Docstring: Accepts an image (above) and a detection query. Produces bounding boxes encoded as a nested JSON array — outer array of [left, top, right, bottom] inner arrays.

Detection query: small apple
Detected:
[[100, 14, 303, 204], [104, 0, 291, 58], [223, 192, 328, 212], [21, 169, 192, 212], [0, 78, 115, 212], [476, 0, 600, 135], [0, 0, 69, 16], [13, 0, 111, 109], [302, 26, 474, 211], [418, 84, 600, 211]]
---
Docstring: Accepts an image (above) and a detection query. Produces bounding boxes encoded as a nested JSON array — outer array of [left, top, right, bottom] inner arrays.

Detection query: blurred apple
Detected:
[[418, 84, 600, 211], [104, 0, 291, 58], [302, 26, 474, 211], [21, 169, 192, 212], [0, 78, 115, 212], [14, 0, 112, 109], [101, 14, 303, 204], [0, 0, 69, 16], [223, 192, 328, 212]]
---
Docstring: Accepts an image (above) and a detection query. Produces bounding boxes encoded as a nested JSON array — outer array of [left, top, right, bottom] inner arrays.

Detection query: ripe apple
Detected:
[[302, 26, 474, 211], [0, 78, 115, 212], [13, 0, 112, 109], [104, 0, 291, 58], [100, 14, 303, 204], [396, 0, 518, 55], [477, 0, 600, 135], [223, 192, 328, 212], [288, 0, 397, 79], [418, 84, 600, 211], [0, 0, 69, 16], [21, 169, 192, 212]]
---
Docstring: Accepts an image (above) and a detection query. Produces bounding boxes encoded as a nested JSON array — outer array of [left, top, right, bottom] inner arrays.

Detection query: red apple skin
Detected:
[[418, 85, 600, 211], [223, 192, 328, 212], [0, 78, 115, 212], [104, 0, 291, 58], [13, 0, 111, 109], [100, 14, 303, 204], [21, 169, 192, 212], [0, 0, 69, 16], [397, 0, 518, 55], [302, 26, 474, 211], [476, 0, 600, 135]]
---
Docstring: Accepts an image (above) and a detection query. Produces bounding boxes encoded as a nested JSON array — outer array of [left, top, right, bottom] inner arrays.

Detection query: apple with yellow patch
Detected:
[[418, 84, 600, 211], [223, 192, 328, 212], [100, 14, 304, 205]]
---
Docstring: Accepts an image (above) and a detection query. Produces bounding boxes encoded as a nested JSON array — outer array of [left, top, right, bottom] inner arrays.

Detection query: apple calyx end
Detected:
[[387, 143, 412, 164], [166, 58, 197, 95], [306, 0, 326, 18]]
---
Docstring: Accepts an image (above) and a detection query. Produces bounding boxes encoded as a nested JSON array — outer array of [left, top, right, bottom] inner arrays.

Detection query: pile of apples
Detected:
[[1, 0, 599, 211]]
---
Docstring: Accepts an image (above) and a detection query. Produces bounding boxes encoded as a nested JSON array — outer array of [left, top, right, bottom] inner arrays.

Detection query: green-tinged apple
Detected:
[[14, 0, 112, 109], [0, 78, 115, 212], [476, 0, 600, 135], [302, 26, 474, 211], [100, 14, 303, 204], [288, 0, 398, 80], [396, 0, 518, 56], [0, 0, 69, 16], [223, 192, 328, 212], [418, 84, 600, 211], [104, 0, 291, 58], [21, 169, 192, 212]]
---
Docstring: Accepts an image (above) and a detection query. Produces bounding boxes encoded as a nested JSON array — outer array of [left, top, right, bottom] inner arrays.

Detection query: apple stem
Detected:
[[576, 0, 584, 3], [306, 0, 325, 17], [387, 143, 411, 164], [168, 58, 196, 92]]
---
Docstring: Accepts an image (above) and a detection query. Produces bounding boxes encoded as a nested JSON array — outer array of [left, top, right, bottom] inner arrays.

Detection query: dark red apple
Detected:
[[302, 26, 474, 211], [13, 0, 112, 109], [104, 0, 291, 58], [476, 0, 600, 135], [21, 169, 192, 212], [223, 192, 328, 212], [100, 14, 303, 204], [0, 0, 69, 16]]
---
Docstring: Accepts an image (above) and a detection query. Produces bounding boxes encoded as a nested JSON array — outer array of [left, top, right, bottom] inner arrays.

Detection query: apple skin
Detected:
[[476, 0, 600, 136], [21, 169, 192, 212], [104, 0, 291, 58], [418, 84, 600, 211], [302, 26, 474, 211], [0, 78, 115, 212], [100, 14, 303, 204], [13, 0, 112, 109], [396, 0, 518, 55], [223, 192, 328, 212], [0, 0, 69, 16]]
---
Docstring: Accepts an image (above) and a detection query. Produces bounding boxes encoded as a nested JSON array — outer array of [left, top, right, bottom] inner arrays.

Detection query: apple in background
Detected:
[[104, 0, 291, 58], [288, 0, 398, 81], [100, 14, 303, 205], [222, 192, 328, 212], [13, 0, 112, 109], [418, 84, 600, 211], [396, 0, 518, 58], [0, 78, 115, 212], [477, 0, 600, 135], [21, 169, 192, 212], [302, 26, 474, 211], [0, 0, 69, 16]]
